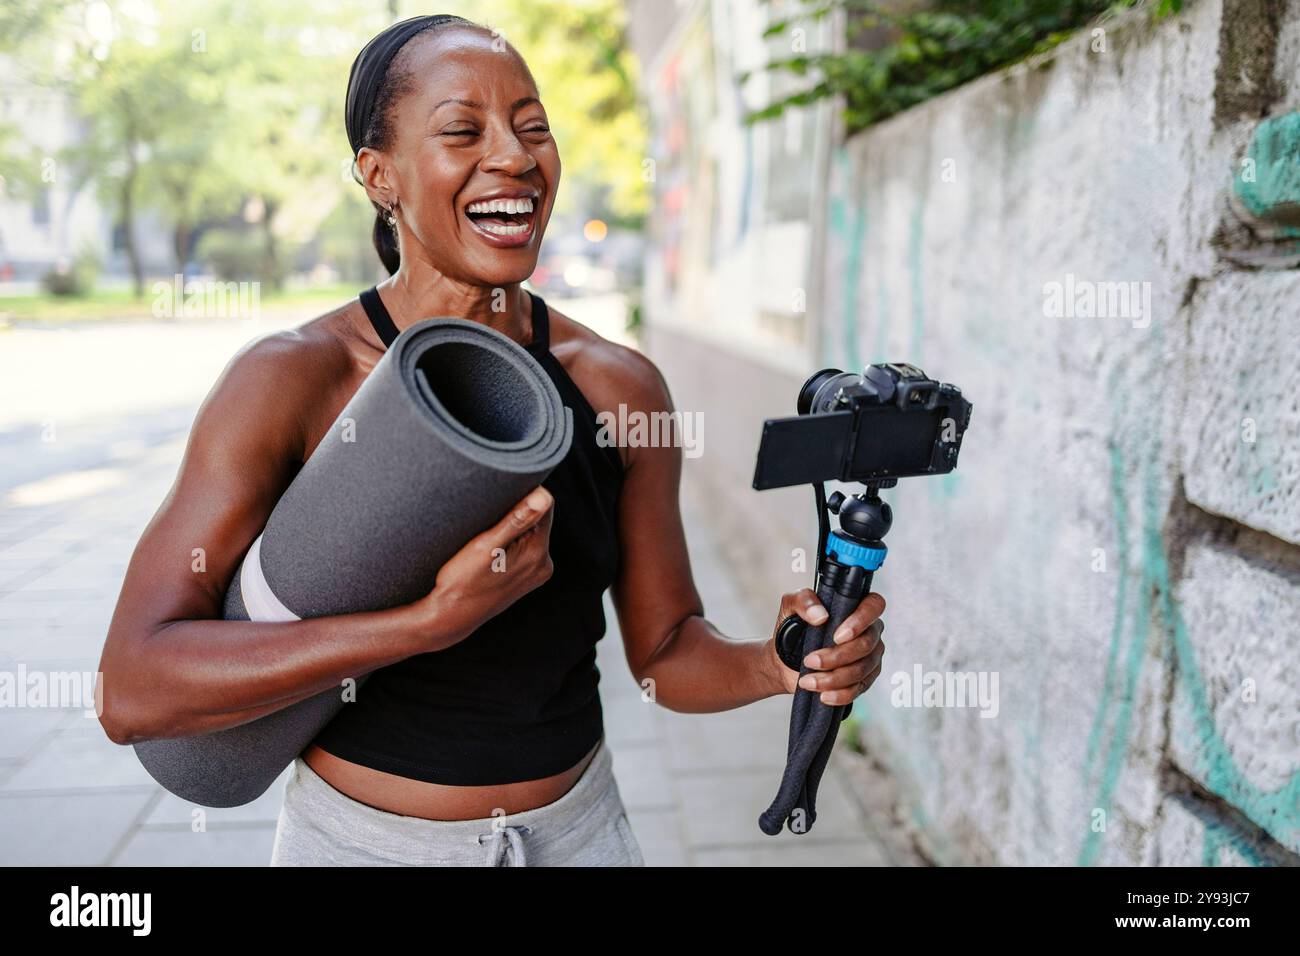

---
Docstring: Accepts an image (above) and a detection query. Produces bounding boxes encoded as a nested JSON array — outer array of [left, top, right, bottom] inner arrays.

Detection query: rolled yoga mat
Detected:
[[134, 317, 573, 807]]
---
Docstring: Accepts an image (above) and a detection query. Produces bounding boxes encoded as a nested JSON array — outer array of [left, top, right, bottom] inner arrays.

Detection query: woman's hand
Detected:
[[411, 486, 556, 650], [767, 588, 886, 703]]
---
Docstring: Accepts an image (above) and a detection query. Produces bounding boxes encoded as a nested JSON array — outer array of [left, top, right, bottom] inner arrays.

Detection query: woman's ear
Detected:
[[355, 146, 396, 209]]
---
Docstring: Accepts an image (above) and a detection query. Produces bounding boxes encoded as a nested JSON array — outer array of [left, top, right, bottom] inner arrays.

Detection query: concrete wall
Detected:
[[637, 0, 1299, 865]]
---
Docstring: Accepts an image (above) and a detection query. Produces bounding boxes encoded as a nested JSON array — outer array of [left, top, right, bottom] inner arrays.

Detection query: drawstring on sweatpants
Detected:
[[478, 824, 531, 867]]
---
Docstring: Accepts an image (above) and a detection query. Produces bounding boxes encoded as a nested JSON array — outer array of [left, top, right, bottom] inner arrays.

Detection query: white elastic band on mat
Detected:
[[240, 533, 301, 622]]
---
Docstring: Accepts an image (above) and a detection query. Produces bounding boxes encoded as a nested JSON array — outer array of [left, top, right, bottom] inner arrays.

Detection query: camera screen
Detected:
[[752, 401, 961, 489], [849, 405, 946, 479]]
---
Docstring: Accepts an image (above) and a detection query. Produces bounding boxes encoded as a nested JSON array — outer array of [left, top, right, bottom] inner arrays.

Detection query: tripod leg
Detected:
[[788, 587, 859, 832], [791, 702, 846, 833], [784, 595, 828, 755], [758, 584, 857, 836], [783, 574, 836, 763], [760, 486, 887, 838], [761, 659, 824, 834]]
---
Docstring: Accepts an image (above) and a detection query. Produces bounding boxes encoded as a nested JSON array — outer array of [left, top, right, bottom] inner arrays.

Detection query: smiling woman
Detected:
[[95, 12, 888, 869], [346, 15, 558, 276]]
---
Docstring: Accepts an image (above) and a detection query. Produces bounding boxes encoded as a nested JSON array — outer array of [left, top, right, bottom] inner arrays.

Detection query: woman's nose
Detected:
[[479, 127, 537, 176]]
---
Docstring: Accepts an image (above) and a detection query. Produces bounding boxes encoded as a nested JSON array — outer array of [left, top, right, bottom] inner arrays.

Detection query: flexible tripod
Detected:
[[758, 480, 893, 836]]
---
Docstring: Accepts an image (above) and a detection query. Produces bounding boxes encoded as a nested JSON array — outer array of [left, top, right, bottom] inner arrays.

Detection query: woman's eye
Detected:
[[442, 126, 548, 138]]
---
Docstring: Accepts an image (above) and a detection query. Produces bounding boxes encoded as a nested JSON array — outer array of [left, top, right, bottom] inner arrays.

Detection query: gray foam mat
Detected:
[[134, 318, 573, 807]]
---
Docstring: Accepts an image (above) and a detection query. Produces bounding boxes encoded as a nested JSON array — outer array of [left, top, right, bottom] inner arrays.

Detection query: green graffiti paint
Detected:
[[928, 461, 963, 502], [1246, 438, 1279, 497], [833, 144, 851, 174], [1081, 398, 1299, 863], [1201, 817, 1270, 867], [1235, 112, 1300, 236], [1082, 437, 1133, 788], [851, 675, 951, 861], [1156, 534, 1300, 852], [1201, 825, 1219, 866], [873, 283, 890, 365], [827, 198, 846, 367], [910, 198, 949, 506], [1079, 441, 1156, 867], [828, 195, 866, 371], [908, 200, 925, 363], [939, 471, 962, 498]]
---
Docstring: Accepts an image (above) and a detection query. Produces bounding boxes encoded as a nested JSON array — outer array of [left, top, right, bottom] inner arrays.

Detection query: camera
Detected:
[[751, 362, 973, 490], [750, 361, 973, 836]]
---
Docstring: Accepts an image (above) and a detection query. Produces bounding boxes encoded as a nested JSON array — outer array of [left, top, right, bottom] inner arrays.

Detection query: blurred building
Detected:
[[626, 0, 839, 596], [0, 55, 172, 287], [628, 0, 834, 368]]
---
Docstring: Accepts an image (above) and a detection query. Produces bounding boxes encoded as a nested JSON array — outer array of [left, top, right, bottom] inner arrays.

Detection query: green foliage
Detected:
[[54, 0, 360, 286], [0, 0, 77, 48], [40, 244, 102, 297], [40, 269, 80, 297], [840, 712, 867, 754], [0, 120, 43, 201], [746, 0, 1184, 135], [624, 287, 643, 333], [316, 192, 384, 285], [195, 228, 273, 283], [5, 0, 647, 300], [0, 284, 359, 324]]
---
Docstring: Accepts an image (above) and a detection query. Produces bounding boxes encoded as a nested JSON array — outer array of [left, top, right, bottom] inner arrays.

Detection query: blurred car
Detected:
[[529, 223, 643, 296]]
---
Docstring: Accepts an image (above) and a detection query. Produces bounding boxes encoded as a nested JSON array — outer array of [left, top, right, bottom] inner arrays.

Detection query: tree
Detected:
[[58, 2, 244, 291], [202, 0, 360, 289], [12, 0, 650, 294]]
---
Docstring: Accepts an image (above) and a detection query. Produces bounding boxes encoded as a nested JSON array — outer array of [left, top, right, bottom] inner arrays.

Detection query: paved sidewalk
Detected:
[[0, 312, 887, 866], [603, 482, 891, 865]]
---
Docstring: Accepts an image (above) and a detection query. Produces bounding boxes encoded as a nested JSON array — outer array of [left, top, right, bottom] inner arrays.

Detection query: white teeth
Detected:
[[466, 196, 534, 215], [475, 220, 530, 236]]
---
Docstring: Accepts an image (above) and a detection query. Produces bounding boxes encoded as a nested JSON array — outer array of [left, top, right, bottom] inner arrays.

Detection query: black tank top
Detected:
[[311, 288, 624, 785]]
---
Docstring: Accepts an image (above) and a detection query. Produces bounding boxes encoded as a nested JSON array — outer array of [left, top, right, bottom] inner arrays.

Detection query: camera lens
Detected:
[[798, 369, 843, 415]]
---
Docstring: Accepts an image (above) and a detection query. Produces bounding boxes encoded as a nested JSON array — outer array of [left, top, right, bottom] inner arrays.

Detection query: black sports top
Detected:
[[310, 288, 624, 785]]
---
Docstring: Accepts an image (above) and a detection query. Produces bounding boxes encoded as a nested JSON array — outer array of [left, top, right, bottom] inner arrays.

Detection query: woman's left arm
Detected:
[[605, 352, 887, 713]]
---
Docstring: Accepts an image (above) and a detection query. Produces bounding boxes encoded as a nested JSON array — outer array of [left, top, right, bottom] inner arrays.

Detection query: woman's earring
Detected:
[[386, 200, 398, 228]]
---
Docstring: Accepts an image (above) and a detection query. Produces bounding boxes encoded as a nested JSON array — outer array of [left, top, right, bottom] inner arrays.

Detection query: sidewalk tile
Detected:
[[609, 741, 675, 811], [0, 789, 156, 865], [145, 772, 290, 827], [112, 825, 278, 867], [0, 722, 155, 792], [673, 765, 868, 847], [625, 808, 688, 867], [0, 708, 75, 761]]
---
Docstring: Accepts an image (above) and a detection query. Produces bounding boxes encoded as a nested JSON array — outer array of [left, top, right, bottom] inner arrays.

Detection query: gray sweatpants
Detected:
[[269, 736, 644, 867]]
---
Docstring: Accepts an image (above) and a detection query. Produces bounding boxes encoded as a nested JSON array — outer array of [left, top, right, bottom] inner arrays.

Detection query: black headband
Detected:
[[345, 14, 467, 157]]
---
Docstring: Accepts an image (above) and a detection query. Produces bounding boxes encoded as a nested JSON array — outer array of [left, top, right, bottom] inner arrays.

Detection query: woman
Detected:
[[97, 14, 887, 867]]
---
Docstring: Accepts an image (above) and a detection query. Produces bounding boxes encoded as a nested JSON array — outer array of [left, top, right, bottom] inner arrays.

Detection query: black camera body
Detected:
[[751, 362, 973, 490]]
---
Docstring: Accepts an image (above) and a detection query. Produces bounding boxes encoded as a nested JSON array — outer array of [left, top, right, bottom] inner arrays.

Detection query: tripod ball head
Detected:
[[828, 491, 892, 542]]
